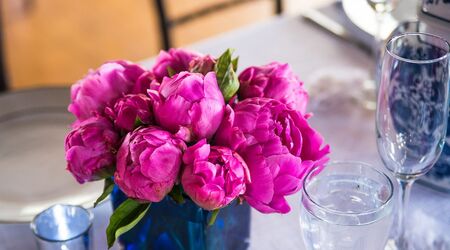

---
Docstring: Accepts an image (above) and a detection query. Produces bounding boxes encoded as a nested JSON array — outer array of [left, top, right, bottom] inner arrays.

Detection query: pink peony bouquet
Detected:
[[65, 48, 330, 248]]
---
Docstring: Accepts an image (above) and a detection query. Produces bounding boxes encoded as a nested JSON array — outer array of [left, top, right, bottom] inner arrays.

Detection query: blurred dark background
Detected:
[[0, 0, 331, 90]]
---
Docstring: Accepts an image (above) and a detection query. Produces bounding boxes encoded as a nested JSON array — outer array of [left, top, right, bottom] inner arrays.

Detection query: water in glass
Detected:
[[300, 162, 394, 250]]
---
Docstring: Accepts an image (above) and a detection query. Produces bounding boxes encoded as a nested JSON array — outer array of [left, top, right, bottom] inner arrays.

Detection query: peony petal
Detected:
[[140, 143, 182, 182], [154, 94, 192, 132], [183, 139, 207, 164], [242, 146, 274, 204], [114, 127, 186, 202], [176, 74, 205, 101], [203, 72, 224, 100], [175, 126, 193, 143], [190, 99, 224, 140]]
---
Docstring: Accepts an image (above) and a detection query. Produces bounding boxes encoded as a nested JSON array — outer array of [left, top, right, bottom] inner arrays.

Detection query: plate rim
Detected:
[[0, 86, 104, 223]]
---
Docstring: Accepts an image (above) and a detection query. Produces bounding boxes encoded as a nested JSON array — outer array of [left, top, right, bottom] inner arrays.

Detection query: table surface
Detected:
[[2, 14, 450, 250]]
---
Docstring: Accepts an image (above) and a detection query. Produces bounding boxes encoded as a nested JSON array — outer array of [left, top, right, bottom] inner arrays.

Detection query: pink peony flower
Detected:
[[148, 72, 225, 142], [115, 126, 186, 202], [238, 62, 309, 114], [152, 48, 201, 82], [132, 71, 160, 94], [181, 139, 250, 210], [65, 116, 119, 184], [105, 94, 153, 132], [189, 55, 216, 75], [68, 60, 146, 121], [215, 98, 330, 214]]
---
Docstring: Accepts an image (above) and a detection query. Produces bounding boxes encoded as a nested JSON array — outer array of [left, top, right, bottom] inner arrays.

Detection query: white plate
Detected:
[[342, 0, 419, 40], [0, 88, 103, 223]]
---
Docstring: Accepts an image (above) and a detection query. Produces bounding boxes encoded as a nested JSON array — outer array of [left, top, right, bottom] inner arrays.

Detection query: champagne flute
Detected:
[[367, 0, 399, 13], [358, 0, 400, 111], [366, 0, 400, 55], [376, 33, 450, 249]]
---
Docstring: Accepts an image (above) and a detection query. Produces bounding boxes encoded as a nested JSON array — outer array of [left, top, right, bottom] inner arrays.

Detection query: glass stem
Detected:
[[396, 178, 414, 250], [374, 11, 386, 84], [374, 11, 385, 58]]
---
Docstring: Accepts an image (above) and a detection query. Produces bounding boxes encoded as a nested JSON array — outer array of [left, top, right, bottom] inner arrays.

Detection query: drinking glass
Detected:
[[366, 0, 400, 55], [30, 204, 93, 250], [300, 161, 394, 250], [376, 33, 450, 249], [367, 0, 398, 13], [356, 0, 400, 111]]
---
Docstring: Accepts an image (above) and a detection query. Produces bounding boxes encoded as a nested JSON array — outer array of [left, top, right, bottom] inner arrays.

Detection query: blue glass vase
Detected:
[[111, 186, 250, 250]]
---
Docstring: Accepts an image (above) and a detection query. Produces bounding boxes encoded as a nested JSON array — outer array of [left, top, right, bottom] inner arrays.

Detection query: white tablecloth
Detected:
[[2, 15, 449, 250]]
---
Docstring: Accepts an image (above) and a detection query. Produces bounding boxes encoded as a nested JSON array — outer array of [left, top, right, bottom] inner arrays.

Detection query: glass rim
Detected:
[[386, 32, 450, 64], [302, 161, 394, 217], [30, 204, 93, 242]]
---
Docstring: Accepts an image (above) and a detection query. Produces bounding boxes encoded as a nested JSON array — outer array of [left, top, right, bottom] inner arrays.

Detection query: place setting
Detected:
[[0, 0, 449, 250]]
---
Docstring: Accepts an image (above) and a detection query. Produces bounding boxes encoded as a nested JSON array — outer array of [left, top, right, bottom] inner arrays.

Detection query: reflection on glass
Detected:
[[30, 204, 93, 250]]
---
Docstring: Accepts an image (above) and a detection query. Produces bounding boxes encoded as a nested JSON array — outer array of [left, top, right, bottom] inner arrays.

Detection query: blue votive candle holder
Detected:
[[30, 204, 93, 250]]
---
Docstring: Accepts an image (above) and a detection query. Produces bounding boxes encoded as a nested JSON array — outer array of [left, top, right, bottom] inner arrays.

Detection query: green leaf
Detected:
[[106, 199, 150, 248], [208, 209, 220, 226], [95, 167, 115, 179], [134, 117, 143, 128], [231, 57, 239, 71], [168, 185, 185, 204], [221, 69, 240, 101], [167, 66, 176, 77], [94, 178, 115, 208], [214, 49, 240, 102], [215, 48, 234, 83]]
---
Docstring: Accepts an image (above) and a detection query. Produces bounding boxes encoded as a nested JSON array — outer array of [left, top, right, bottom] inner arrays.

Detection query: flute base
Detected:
[[385, 239, 397, 250]]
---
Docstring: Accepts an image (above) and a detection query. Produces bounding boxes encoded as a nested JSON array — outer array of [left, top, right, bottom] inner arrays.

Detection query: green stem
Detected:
[[208, 209, 220, 226]]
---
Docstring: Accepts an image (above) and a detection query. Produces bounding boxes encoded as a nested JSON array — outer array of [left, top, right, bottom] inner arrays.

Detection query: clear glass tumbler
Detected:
[[30, 204, 93, 250], [300, 161, 394, 250]]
